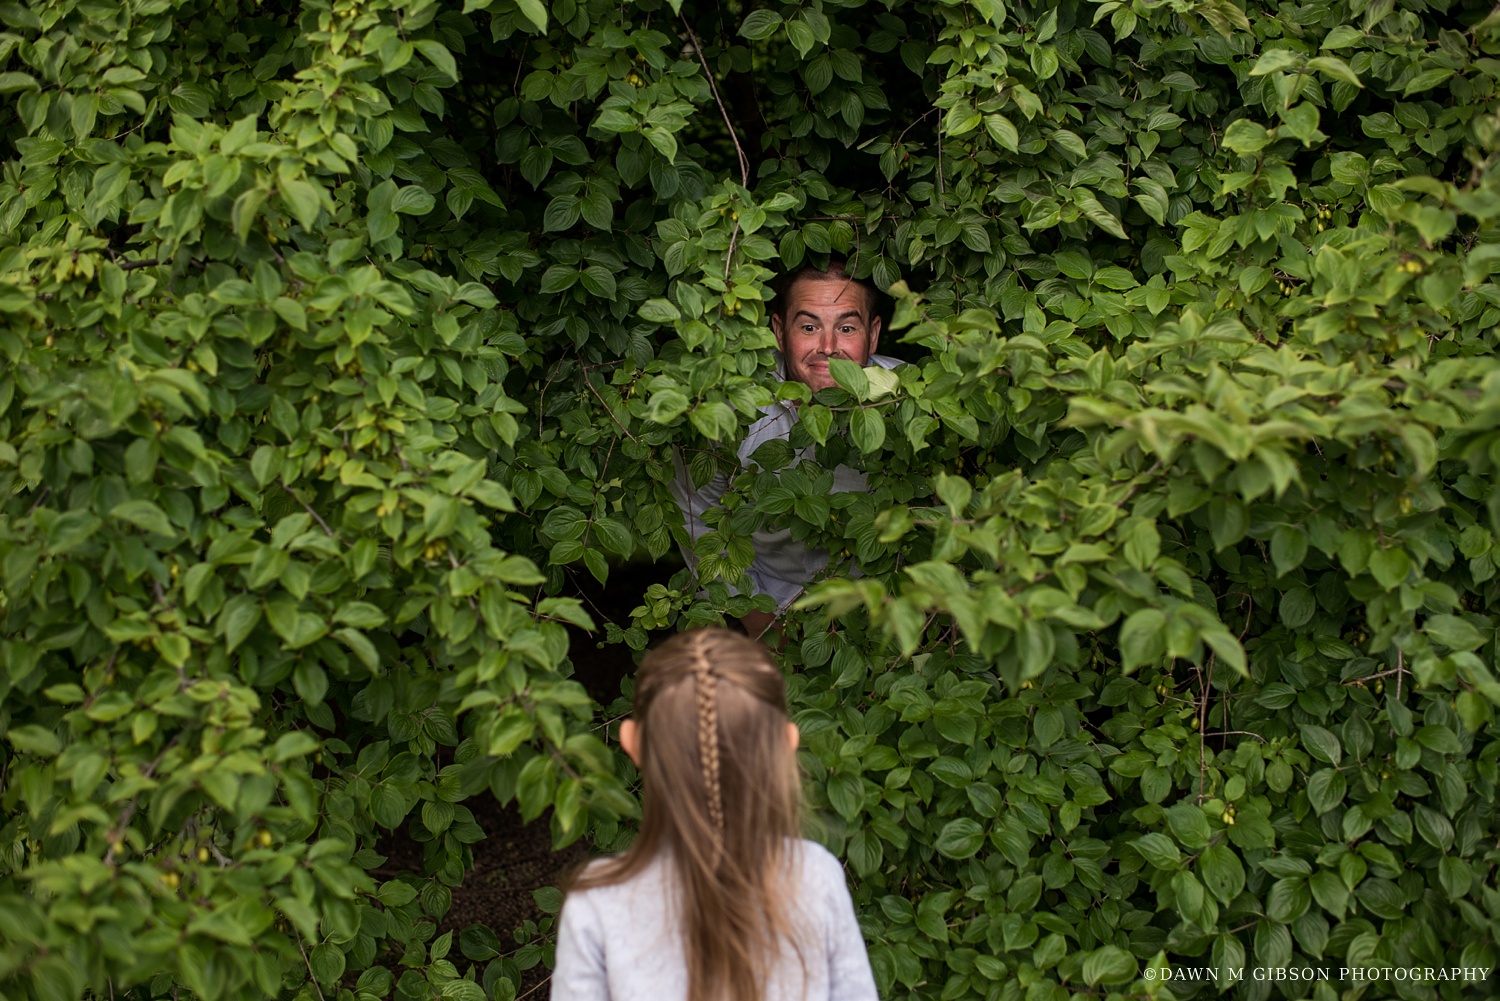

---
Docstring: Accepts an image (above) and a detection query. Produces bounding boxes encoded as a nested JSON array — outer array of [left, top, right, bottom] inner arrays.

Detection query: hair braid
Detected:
[[688, 634, 725, 865]]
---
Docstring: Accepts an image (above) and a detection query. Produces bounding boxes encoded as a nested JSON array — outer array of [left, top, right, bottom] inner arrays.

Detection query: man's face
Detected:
[[770, 276, 881, 393]]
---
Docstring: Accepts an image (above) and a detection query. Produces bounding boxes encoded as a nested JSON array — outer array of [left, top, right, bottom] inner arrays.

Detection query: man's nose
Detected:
[[817, 328, 839, 354]]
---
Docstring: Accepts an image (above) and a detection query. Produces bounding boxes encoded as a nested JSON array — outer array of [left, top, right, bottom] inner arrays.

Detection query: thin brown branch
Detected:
[[25, 486, 51, 515], [1342, 665, 1407, 686], [724, 220, 740, 281], [582, 369, 640, 445], [1196, 655, 1213, 803], [514, 976, 553, 1001], [297, 933, 329, 1001], [300, 495, 339, 540], [681, 16, 749, 187], [104, 738, 179, 865]]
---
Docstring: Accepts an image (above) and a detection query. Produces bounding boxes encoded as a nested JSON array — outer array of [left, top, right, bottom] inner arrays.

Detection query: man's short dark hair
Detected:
[[769, 256, 878, 322]]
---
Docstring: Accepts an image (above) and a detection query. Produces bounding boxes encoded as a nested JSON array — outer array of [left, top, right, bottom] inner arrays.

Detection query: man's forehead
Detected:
[[784, 274, 873, 315]]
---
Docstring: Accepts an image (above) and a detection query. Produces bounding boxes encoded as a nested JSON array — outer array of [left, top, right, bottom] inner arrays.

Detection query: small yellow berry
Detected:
[[198, 846, 209, 863], [259, 829, 273, 848], [163, 872, 180, 889]]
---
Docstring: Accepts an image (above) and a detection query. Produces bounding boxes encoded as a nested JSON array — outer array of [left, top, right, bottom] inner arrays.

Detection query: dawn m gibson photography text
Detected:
[[1144, 965, 1493, 984]]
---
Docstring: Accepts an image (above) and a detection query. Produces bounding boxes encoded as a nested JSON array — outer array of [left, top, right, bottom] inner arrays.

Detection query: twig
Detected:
[[1341, 666, 1407, 687], [1196, 655, 1212, 802], [936, 113, 945, 199], [592, 711, 630, 734], [514, 976, 553, 1001], [536, 359, 569, 437], [25, 486, 51, 515], [1233, 591, 1254, 641], [118, 258, 162, 271], [297, 934, 329, 1001], [582, 370, 640, 445], [104, 738, 179, 864], [299, 496, 339, 540], [1205, 730, 1267, 742], [681, 16, 749, 188], [724, 220, 740, 280], [894, 108, 937, 148]]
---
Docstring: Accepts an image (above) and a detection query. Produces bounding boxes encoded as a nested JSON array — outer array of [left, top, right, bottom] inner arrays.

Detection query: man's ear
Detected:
[[866, 315, 882, 360], [770, 311, 786, 353]]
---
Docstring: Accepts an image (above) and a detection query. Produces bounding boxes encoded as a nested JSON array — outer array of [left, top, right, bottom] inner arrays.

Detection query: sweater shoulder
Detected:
[[792, 839, 850, 893]]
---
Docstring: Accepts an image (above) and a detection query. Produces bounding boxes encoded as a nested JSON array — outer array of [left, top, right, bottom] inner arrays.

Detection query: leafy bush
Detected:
[[2, 0, 1499, 999]]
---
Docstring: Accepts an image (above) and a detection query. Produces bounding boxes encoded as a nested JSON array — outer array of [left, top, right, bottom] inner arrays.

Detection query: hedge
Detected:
[[1, 0, 1498, 999]]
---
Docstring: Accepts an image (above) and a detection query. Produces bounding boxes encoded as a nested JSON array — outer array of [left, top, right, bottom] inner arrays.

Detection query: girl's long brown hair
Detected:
[[569, 627, 806, 1001]]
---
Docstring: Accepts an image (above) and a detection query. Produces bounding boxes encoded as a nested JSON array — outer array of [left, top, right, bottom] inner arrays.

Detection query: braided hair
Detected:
[[688, 633, 727, 865], [568, 627, 807, 1001]]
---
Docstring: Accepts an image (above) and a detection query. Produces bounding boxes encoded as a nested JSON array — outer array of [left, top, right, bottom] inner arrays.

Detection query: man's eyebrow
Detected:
[[792, 309, 866, 323]]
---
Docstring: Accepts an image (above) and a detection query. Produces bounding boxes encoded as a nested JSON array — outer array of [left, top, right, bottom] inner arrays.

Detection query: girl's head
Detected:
[[620, 626, 801, 867], [573, 627, 806, 1001]]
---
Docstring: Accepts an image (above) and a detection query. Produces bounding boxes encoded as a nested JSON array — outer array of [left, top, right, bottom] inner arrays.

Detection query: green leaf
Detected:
[[280, 178, 322, 230], [934, 818, 985, 859], [740, 9, 782, 39], [1308, 55, 1363, 87], [645, 388, 690, 423], [827, 358, 869, 400], [850, 408, 886, 454], [1198, 843, 1245, 904], [1426, 613, 1485, 650], [1270, 525, 1307, 578], [1131, 832, 1181, 869], [308, 944, 345, 986], [1119, 609, 1167, 671], [1306, 768, 1346, 813], [984, 113, 1019, 152], [514, 0, 547, 32], [1279, 587, 1315, 629], [7, 725, 61, 756], [0, 72, 38, 93], [801, 404, 832, 445], [1223, 118, 1272, 152], [392, 185, 436, 215], [638, 299, 681, 323], [1082, 946, 1136, 986], [413, 39, 458, 81], [335, 601, 386, 629], [111, 500, 177, 537], [1299, 723, 1342, 767]]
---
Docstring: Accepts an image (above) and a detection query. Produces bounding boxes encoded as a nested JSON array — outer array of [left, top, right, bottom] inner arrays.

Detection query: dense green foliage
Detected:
[[4, 0, 1500, 999]]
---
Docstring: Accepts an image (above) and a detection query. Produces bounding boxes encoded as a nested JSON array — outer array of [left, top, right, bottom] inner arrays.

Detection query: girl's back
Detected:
[[548, 628, 878, 1001], [553, 839, 877, 1001]]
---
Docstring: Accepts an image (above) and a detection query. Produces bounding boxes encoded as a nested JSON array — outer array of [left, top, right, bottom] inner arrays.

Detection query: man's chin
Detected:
[[798, 368, 834, 393]]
